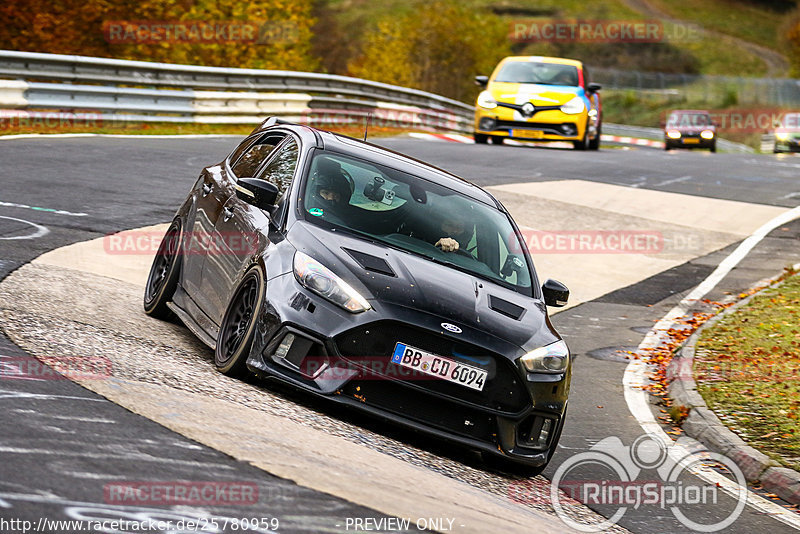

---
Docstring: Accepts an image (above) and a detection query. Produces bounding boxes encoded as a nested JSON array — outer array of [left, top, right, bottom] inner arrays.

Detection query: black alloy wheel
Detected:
[[143, 219, 182, 319], [215, 267, 265, 376]]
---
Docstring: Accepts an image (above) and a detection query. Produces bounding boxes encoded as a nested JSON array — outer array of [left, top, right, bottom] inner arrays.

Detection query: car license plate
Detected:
[[512, 129, 543, 139], [682, 138, 700, 144], [391, 343, 487, 391]]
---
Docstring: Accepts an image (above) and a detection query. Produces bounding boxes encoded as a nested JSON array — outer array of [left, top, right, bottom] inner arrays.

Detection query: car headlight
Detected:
[[293, 251, 370, 313], [667, 129, 681, 139], [700, 130, 714, 139], [477, 91, 497, 109], [776, 132, 789, 141], [559, 97, 585, 115], [520, 340, 570, 374]]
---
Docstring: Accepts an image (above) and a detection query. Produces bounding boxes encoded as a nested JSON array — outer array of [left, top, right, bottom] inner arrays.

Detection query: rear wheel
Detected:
[[215, 267, 265, 377], [143, 219, 182, 319], [474, 133, 488, 144]]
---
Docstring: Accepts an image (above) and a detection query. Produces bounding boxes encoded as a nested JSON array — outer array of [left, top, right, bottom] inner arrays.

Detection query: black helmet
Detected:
[[314, 158, 352, 203]]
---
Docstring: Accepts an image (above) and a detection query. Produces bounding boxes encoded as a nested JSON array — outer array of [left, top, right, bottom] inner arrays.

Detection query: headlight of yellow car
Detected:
[[776, 132, 789, 141], [700, 130, 714, 139], [477, 91, 497, 109], [667, 130, 681, 139], [560, 97, 585, 115]]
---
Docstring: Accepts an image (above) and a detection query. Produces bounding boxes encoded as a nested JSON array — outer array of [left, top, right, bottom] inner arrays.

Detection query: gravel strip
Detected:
[[0, 262, 629, 532]]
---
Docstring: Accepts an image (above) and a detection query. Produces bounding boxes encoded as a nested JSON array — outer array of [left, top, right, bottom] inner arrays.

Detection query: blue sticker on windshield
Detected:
[[308, 207, 324, 217]]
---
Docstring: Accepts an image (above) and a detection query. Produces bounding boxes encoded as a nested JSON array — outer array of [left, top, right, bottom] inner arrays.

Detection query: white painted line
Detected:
[[0, 201, 88, 217], [0, 216, 49, 240], [624, 204, 800, 529]]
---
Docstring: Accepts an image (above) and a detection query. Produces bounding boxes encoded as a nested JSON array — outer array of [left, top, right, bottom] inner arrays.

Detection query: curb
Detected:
[[667, 281, 800, 505]]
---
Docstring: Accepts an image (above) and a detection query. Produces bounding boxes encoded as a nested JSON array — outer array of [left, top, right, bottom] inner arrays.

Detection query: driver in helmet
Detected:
[[310, 157, 352, 212]]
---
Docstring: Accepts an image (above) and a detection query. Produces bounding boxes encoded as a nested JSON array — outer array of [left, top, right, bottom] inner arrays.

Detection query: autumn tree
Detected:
[[0, 0, 319, 71], [782, 6, 800, 77], [347, 1, 510, 102]]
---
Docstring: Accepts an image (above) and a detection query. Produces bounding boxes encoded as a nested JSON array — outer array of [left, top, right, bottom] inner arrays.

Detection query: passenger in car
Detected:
[[434, 212, 474, 253]]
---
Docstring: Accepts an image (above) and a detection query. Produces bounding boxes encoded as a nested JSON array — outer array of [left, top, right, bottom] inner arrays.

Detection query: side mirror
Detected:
[[542, 279, 569, 307], [475, 75, 489, 87], [236, 178, 279, 212], [587, 82, 602, 93]]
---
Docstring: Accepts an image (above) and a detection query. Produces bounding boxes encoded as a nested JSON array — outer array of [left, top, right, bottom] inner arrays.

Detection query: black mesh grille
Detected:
[[334, 321, 529, 413], [341, 378, 495, 442]]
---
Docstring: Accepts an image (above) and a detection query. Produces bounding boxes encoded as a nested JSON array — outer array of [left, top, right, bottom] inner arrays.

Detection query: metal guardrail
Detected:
[[0, 50, 474, 132], [0, 50, 755, 151], [594, 67, 800, 108]]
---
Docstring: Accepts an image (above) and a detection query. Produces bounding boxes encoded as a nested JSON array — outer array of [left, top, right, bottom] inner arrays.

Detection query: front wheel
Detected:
[[474, 133, 488, 144], [588, 124, 601, 150], [143, 219, 182, 319], [490, 135, 505, 145], [573, 130, 589, 150], [215, 267, 265, 376]]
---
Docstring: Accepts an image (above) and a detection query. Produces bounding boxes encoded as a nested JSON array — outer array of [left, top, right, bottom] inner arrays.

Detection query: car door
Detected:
[[200, 135, 300, 324], [185, 132, 287, 318]]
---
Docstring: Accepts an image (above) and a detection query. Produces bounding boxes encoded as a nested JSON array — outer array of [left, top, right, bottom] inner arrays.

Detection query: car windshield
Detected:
[[494, 61, 579, 86], [667, 113, 710, 127], [301, 152, 534, 294], [781, 113, 800, 128]]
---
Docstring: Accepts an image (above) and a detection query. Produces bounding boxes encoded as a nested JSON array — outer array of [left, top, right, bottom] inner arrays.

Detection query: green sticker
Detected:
[[308, 207, 324, 217]]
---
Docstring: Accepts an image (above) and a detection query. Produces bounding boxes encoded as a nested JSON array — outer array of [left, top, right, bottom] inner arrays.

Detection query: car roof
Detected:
[[497, 56, 583, 68]]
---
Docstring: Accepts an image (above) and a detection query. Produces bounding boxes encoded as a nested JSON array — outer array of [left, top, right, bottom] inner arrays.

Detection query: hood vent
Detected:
[[343, 248, 396, 277], [488, 295, 525, 320]]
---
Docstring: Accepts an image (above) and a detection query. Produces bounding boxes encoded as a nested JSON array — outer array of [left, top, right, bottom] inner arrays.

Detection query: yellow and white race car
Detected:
[[474, 56, 602, 150]]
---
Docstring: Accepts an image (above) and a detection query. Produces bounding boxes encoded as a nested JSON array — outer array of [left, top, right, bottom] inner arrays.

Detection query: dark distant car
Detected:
[[663, 110, 716, 152], [772, 112, 800, 153], [143, 117, 572, 474]]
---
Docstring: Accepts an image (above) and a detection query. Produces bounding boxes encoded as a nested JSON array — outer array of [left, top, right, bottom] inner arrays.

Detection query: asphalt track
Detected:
[[0, 134, 799, 533]]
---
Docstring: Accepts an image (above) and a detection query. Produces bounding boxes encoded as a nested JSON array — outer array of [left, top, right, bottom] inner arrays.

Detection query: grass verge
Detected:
[[695, 271, 800, 472]]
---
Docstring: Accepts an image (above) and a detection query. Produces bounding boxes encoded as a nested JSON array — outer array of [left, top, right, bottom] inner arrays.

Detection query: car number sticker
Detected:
[[308, 207, 324, 216], [391, 342, 487, 391]]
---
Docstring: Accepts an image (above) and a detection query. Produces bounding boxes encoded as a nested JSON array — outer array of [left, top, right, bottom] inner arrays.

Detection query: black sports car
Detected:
[[144, 117, 572, 474]]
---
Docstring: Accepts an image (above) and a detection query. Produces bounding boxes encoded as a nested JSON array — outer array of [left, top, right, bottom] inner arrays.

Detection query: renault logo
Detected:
[[521, 102, 535, 117], [441, 323, 462, 334]]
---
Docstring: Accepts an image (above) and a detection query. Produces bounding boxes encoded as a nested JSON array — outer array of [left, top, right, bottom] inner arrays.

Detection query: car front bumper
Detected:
[[474, 107, 590, 142], [244, 272, 570, 466]]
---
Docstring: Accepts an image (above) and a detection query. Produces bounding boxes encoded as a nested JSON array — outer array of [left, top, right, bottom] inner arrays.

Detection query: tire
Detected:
[[490, 135, 505, 145], [573, 126, 589, 150], [215, 267, 265, 377], [588, 124, 601, 150], [474, 133, 488, 144], [143, 219, 182, 319], [710, 144, 716, 153]]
